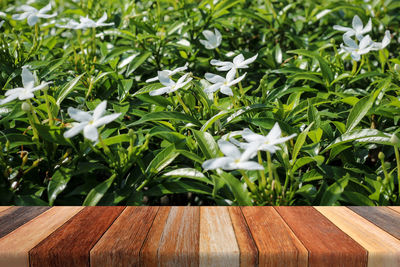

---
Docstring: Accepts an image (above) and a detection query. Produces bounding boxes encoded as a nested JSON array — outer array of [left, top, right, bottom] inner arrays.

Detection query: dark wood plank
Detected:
[[0, 206, 50, 238], [90, 207, 158, 267], [348, 206, 400, 240], [241, 207, 308, 267], [228, 207, 258, 267], [142, 206, 200, 267], [29, 206, 125, 267], [140, 206, 171, 267], [276, 206, 368, 267]]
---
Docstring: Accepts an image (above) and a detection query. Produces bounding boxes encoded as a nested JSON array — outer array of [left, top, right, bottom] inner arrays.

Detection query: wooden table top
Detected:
[[0, 206, 400, 267]]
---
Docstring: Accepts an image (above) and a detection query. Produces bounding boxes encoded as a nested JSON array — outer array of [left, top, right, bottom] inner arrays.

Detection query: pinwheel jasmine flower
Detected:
[[202, 140, 263, 171], [200, 28, 222, 49], [57, 12, 114, 30], [12, 3, 56, 26], [63, 101, 121, 142], [340, 34, 373, 61], [241, 123, 297, 154], [333, 15, 371, 40], [204, 69, 246, 96], [0, 67, 51, 105], [371, 30, 391, 50], [146, 63, 189, 83], [149, 72, 192, 96], [210, 54, 258, 71]]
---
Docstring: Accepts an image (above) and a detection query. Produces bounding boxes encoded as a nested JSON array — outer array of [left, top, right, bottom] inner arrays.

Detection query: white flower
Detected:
[[57, 12, 114, 30], [371, 30, 391, 50], [0, 20, 4, 28], [241, 123, 297, 154], [0, 67, 51, 105], [63, 101, 121, 142], [12, 3, 56, 26], [340, 34, 373, 61], [202, 140, 263, 171], [145, 63, 188, 83], [149, 72, 192, 96], [210, 54, 258, 71], [333, 15, 371, 41], [204, 69, 246, 96], [200, 28, 222, 49]]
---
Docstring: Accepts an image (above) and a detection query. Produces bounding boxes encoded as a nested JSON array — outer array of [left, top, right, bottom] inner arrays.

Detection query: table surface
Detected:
[[0, 206, 400, 267]]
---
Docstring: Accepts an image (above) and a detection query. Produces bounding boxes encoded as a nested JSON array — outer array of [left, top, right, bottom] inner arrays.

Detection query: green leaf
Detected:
[[163, 168, 212, 184], [126, 51, 152, 76], [128, 111, 201, 126], [193, 130, 219, 159], [288, 49, 333, 83], [216, 171, 253, 206], [83, 174, 116, 206], [15, 195, 48, 205], [320, 175, 349, 205], [292, 122, 313, 163], [146, 144, 180, 174], [34, 124, 72, 146], [145, 180, 212, 196], [47, 168, 72, 206], [56, 74, 84, 106]]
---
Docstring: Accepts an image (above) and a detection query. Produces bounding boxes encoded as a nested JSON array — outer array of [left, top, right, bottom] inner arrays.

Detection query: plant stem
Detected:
[[267, 151, 273, 184], [395, 146, 400, 199], [257, 151, 267, 190], [43, 90, 54, 126], [175, 91, 191, 115], [239, 170, 258, 195]]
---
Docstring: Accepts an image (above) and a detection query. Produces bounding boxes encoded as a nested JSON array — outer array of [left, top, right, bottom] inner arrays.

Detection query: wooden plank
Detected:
[[389, 206, 400, 214], [0, 206, 50, 238], [199, 207, 240, 267], [228, 207, 258, 267], [276, 206, 367, 267], [0, 207, 83, 267], [316, 207, 400, 267], [349, 206, 400, 240], [29, 207, 125, 267], [241, 207, 308, 267], [0, 206, 11, 213], [150, 206, 200, 267], [140, 206, 171, 267], [90, 207, 158, 267]]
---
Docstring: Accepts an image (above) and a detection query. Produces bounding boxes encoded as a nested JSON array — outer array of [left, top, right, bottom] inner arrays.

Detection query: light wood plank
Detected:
[[242, 207, 308, 267], [388, 206, 400, 214], [90, 207, 158, 267], [199, 207, 239, 267], [0, 207, 11, 213], [0, 207, 83, 267], [316, 206, 400, 267], [156, 206, 200, 267], [228, 207, 258, 267]]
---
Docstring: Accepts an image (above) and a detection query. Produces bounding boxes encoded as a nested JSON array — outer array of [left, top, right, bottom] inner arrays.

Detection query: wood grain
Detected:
[[0, 206, 50, 238], [0, 206, 11, 213], [140, 207, 171, 267], [90, 207, 158, 267], [156, 206, 200, 267], [316, 206, 400, 267], [228, 207, 258, 267], [276, 206, 367, 267], [199, 207, 239, 267], [0, 207, 83, 267], [242, 207, 308, 267], [388, 206, 400, 214], [349, 206, 400, 240], [29, 207, 125, 267]]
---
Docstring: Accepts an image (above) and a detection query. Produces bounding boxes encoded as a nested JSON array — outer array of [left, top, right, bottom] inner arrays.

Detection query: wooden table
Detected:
[[0, 206, 400, 267]]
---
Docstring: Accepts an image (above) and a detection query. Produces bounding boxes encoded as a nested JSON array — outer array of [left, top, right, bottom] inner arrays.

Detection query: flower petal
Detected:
[[67, 107, 92, 122], [220, 85, 233, 96], [205, 73, 225, 83], [93, 113, 121, 127], [204, 83, 222, 93], [352, 15, 363, 32], [343, 34, 358, 48], [0, 94, 19, 105], [63, 122, 87, 138], [27, 14, 39, 26], [218, 140, 241, 159], [241, 128, 265, 143], [235, 161, 264, 170], [21, 67, 35, 89], [5, 88, 23, 96], [241, 54, 258, 67], [93, 100, 107, 121], [83, 124, 99, 142], [39, 3, 52, 14], [359, 35, 372, 49], [266, 122, 282, 142], [202, 157, 233, 170], [333, 25, 353, 33], [158, 71, 174, 86], [233, 54, 244, 65], [361, 18, 372, 34], [149, 86, 171, 96]]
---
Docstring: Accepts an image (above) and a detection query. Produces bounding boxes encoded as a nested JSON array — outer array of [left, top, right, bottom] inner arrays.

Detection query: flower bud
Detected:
[[394, 64, 400, 73], [390, 134, 400, 145], [21, 102, 32, 112], [378, 151, 385, 161]]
